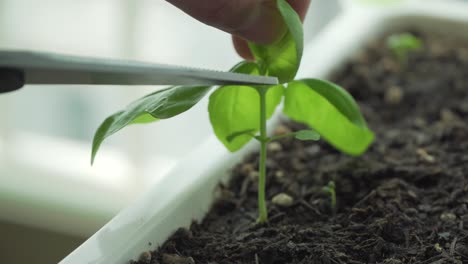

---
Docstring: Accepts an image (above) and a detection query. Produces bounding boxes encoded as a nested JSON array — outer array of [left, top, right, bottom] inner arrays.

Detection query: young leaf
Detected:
[[92, 85, 211, 164], [294, 130, 321, 141], [283, 79, 374, 155], [209, 62, 283, 152], [248, 0, 303, 83]]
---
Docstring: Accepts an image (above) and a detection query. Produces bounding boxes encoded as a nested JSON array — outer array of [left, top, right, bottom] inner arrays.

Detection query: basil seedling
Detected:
[[387, 33, 422, 65], [91, 0, 374, 223], [322, 181, 337, 215]]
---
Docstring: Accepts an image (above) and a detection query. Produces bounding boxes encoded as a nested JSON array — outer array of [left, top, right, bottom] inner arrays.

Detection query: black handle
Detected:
[[0, 68, 25, 94]]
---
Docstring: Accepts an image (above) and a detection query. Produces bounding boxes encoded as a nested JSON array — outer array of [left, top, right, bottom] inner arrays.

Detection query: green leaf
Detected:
[[299, 79, 369, 127], [209, 61, 284, 152], [229, 61, 259, 75], [294, 130, 320, 141], [226, 129, 256, 143], [248, 0, 303, 83], [131, 113, 158, 124], [322, 181, 335, 192], [283, 79, 374, 156], [91, 85, 211, 164]]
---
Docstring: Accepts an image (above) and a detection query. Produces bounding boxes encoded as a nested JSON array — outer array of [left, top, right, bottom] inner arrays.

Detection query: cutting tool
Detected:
[[0, 50, 278, 93]]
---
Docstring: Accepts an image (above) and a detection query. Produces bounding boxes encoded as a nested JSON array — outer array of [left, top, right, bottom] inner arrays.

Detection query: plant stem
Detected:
[[330, 188, 336, 215], [322, 181, 337, 215], [257, 87, 268, 223]]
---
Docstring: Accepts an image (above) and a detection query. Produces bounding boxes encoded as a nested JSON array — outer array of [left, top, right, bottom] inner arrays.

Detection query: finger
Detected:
[[167, 0, 285, 44], [232, 0, 310, 59], [286, 0, 311, 22], [232, 36, 254, 60]]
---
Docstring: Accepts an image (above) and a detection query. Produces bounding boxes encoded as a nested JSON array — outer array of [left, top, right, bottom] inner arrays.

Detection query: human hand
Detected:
[[166, 0, 310, 59]]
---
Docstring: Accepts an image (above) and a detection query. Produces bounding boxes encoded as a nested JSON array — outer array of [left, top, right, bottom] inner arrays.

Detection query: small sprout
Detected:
[[387, 33, 422, 66], [322, 181, 337, 214], [91, 0, 374, 224]]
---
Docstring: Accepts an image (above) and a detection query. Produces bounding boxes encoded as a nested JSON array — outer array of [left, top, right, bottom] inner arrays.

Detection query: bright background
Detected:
[[0, 0, 342, 263]]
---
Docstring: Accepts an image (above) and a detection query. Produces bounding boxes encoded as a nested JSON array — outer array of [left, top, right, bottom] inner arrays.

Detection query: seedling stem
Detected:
[[257, 86, 269, 223], [322, 181, 336, 215]]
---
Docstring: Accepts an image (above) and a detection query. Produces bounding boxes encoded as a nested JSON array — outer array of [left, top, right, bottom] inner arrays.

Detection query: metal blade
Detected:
[[0, 51, 278, 92]]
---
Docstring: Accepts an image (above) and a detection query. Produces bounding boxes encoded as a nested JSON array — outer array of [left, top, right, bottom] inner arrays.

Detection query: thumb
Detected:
[[166, 0, 286, 44], [232, 0, 311, 60]]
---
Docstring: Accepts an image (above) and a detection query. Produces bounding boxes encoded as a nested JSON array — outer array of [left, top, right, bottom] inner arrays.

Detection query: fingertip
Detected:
[[232, 0, 310, 60], [235, 0, 310, 44], [232, 36, 254, 60], [287, 0, 311, 22]]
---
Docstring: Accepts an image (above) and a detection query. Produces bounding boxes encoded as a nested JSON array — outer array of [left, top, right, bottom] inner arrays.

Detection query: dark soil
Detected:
[[134, 31, 468, 264]]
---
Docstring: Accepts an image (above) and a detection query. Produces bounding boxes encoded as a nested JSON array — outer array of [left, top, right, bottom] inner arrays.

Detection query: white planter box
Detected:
[[62, 1, 468, 263]]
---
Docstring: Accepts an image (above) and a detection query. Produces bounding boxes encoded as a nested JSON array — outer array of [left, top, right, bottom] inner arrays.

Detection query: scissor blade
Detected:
[[0, 51, 278, 88]]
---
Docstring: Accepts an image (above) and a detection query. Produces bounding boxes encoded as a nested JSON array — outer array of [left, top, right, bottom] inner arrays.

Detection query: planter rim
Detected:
[[61, 2, 468, 263]]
